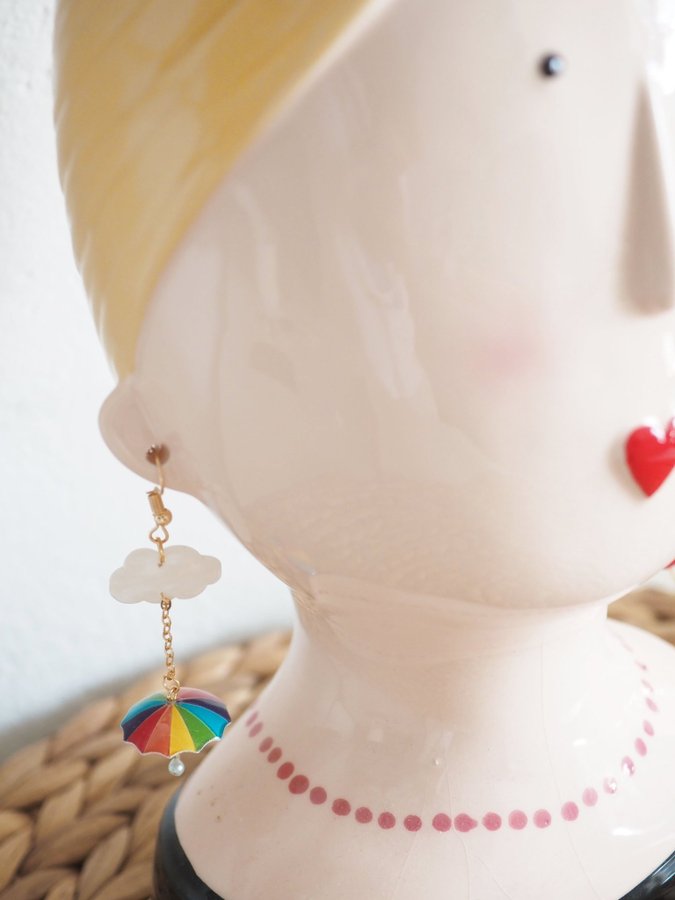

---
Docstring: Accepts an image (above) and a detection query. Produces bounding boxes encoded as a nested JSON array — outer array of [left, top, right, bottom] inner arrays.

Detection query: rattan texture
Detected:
[[0, 631, 289, 900], [0, 589, 673, 900]]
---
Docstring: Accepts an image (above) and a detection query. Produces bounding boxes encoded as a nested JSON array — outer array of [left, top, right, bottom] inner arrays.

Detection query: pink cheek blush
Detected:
[[472, 331, 542, 380]]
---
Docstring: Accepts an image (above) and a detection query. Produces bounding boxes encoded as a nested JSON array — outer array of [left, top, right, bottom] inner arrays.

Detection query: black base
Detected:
[[623, 853, 675, 900], [154, 791, 222, 899], [154, 791, 675, 899]]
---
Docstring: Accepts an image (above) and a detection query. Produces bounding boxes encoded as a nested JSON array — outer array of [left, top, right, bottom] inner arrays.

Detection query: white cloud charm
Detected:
[[109, 545, 221, 604]]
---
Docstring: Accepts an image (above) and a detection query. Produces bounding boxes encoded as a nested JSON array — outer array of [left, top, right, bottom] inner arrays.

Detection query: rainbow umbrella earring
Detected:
[[110, 446, 231, 776]]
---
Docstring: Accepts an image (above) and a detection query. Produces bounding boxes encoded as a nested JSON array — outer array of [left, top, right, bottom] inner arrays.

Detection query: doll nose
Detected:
[[620, 79, 675, 313]]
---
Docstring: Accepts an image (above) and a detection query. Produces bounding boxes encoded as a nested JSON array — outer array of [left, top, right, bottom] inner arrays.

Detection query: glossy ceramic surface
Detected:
[[101, 0, 675, 610], [156, 792, 675, 899], [55, 0, 675, 896]]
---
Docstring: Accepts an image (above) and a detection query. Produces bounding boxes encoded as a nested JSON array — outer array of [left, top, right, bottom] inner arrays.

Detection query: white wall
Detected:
[[0, 0, 293, 759]]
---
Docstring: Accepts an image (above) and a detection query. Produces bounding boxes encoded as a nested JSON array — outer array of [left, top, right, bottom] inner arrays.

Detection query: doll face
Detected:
[[112, 0, 675, 608]]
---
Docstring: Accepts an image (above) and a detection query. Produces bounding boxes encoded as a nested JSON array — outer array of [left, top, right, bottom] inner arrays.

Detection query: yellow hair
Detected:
[[54, 0, 369, 377]]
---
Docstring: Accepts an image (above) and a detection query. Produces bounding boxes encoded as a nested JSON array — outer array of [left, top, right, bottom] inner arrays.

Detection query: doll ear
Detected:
[[98, 376, 194, 492], [99, 376, 159, 481]]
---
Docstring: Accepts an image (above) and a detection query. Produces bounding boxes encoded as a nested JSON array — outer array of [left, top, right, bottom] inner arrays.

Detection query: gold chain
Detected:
[[161, 594, 181, 700], [146, 446, 179, 701]]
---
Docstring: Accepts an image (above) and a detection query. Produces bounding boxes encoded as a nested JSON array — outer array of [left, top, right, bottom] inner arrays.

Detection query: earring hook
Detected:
[[146, 445, 172, 564], [146, 444, 169, 493]]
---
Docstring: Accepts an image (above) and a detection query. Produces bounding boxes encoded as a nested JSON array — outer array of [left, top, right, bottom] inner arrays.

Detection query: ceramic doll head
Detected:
[[55, 0, 675, 611]]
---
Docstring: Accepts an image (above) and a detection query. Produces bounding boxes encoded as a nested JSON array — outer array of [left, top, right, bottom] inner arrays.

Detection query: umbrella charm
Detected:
[[112, 446, 231, 776], [121, 687, 231, 775]]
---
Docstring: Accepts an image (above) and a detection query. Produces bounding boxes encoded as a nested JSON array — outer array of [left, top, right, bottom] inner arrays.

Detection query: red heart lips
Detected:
[[625, 419, 675, 496]]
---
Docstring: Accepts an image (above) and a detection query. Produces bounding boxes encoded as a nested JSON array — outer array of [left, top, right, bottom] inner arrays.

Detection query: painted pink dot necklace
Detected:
[[244, 641, 660, 835]]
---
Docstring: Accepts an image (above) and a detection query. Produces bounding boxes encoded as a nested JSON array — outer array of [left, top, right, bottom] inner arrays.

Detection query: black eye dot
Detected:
[[540, 53, 566, 77]]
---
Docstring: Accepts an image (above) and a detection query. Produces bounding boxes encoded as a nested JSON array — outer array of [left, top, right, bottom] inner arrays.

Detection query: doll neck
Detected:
[[242, 579, 656, 859], [291, 576, 622, 722]]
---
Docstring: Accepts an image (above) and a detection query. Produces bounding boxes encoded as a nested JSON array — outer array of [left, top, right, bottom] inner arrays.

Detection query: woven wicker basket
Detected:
[[0, 588, 672, 900]]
